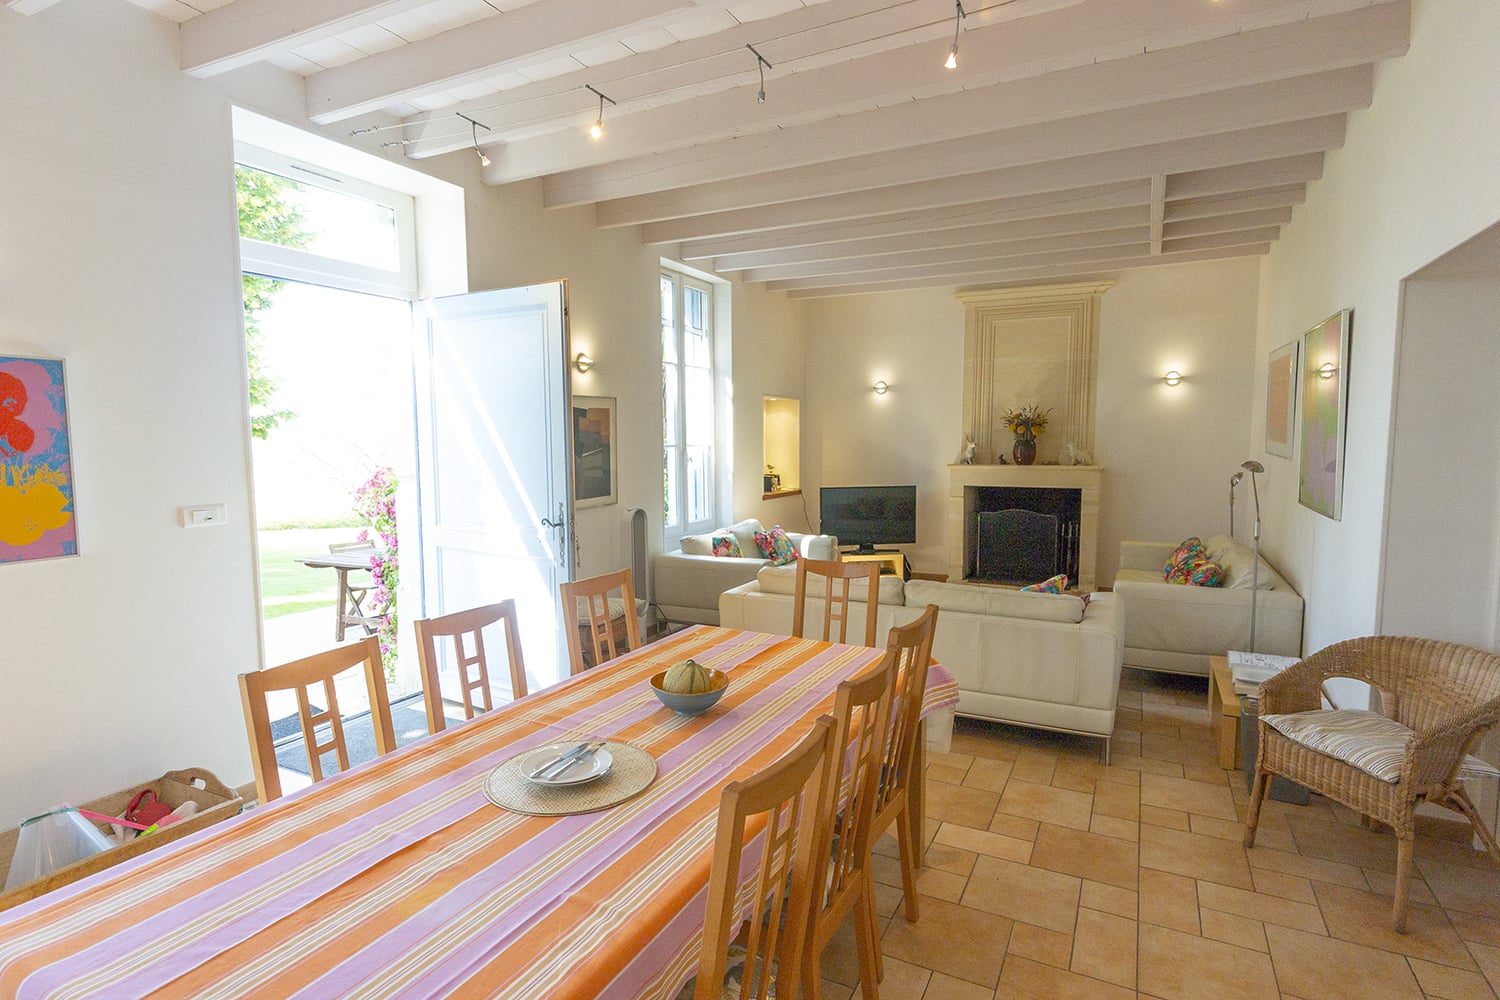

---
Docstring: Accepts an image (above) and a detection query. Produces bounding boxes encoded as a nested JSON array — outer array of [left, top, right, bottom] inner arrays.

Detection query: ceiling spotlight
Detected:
[[585, 84, 616, 141], [458, 112, 492, 170], [747, 43, 773, 105], [945, 0, 966, 69]]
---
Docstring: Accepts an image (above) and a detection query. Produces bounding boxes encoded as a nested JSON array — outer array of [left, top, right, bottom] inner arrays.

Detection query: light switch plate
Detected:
[[180, 504, 228, 528]]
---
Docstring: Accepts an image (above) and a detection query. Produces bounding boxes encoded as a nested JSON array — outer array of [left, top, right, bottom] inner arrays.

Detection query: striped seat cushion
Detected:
[[1261, 709, 1500, 785]]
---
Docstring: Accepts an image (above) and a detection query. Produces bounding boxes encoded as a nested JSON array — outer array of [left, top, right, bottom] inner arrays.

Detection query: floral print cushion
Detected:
[[1163, 536, 1206, 583], [1020, 573, 1069, 594], [711, 534, 742, 558], [1186, 559, 1224, 587], [752, 526, 799, 566]]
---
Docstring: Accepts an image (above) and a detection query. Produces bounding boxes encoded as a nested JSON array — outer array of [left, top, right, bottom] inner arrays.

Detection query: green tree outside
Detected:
[[236, 165, 308, 440]]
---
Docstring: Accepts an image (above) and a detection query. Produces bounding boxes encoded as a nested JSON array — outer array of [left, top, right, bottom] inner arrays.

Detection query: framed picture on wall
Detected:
[[572, 395, 617, 508], [0, 355, 78, 564], [1265, 340, 1298, 459], [1298, 310, 1352, 520]]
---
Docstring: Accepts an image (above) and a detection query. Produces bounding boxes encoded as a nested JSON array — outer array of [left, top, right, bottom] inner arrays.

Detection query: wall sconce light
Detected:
[[1163, 370, 1183, 386], [1317, 362, 1337, 380], [873, 380, 889, 395], [574, 352, 596, 374]]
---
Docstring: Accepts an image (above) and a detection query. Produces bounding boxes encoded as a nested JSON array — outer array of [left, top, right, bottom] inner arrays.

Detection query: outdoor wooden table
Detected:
[[0, 627, 958, 999], [297, 548, 383, 641]]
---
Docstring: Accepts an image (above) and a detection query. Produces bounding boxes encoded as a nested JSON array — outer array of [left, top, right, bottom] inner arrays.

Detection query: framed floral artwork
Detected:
[[1265, 340, 1298, 459], [1, 355, 78, 563], [1298, 310, 1352, 520]]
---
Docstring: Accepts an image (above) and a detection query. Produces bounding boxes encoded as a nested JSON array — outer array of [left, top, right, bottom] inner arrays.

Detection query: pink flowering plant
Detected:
[[353, 467, 399, 678]]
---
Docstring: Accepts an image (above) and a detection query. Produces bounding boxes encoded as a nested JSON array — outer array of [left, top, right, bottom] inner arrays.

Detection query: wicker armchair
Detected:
[[1243, 636, 1500, 932]]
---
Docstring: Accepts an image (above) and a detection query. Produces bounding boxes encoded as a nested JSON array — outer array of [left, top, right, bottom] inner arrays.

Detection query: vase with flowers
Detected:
[[1002, 404, 1050, 466]]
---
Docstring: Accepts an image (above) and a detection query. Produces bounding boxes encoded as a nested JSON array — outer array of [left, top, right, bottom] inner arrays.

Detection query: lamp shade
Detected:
[[4, 807, 113, 891]]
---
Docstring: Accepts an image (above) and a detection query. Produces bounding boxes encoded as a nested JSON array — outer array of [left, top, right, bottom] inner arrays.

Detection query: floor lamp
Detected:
[[1229, 471, 1243, 537], [1241, 460, 1264, 651]]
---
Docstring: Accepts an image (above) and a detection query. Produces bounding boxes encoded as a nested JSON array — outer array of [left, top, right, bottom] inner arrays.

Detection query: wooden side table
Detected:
[[842, 550, 906, 578], [1207, 655, 1242, 770]]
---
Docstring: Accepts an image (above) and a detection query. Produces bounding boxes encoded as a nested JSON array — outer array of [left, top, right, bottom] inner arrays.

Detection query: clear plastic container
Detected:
[[4, 806, 113, 891]]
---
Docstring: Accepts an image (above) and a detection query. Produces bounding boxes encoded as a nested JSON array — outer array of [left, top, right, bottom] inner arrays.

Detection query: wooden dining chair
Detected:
[[792, 558, 880, 647], [868, 604, 939, 927], [562, 568, 642, 676], [237, 636, 395, 804], [803, 653, 897, 1000], [691, 717, 837, 1000], [413, 599, 526, 735]]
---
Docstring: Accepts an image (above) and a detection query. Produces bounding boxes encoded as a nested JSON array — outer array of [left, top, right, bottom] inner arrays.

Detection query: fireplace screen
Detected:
[[977, 509, 1060, 583]]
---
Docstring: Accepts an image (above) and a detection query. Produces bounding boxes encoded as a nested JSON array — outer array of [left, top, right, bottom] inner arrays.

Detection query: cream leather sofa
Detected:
[[719, 567, 1126, 760], [652, 519, 838, 626], [1111, 534, 1304, 677]]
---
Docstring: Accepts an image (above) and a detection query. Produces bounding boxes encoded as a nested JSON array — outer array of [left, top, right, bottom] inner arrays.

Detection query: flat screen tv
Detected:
[[819, 485, 917, 553]]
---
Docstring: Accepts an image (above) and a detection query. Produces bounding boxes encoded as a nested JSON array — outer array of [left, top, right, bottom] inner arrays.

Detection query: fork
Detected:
[[531, 741, 605, 781]]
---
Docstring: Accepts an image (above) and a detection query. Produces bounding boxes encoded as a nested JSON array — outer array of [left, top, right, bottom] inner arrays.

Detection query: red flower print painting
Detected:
[[0, 372, 36, 455]]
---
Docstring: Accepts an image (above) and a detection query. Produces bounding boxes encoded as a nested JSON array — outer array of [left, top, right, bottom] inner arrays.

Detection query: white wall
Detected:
[[0, 5, 259, 825], [0, 2, 803, 827], [801, 259, 1259, 579], [1251, 0, 1500, 653]]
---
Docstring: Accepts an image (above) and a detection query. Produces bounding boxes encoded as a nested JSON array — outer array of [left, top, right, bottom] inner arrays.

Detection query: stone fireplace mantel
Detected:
[[948, 464, 1104, 591]]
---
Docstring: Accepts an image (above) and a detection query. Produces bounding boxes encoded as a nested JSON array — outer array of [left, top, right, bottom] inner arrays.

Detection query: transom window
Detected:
[[661, 269, 715, 538]]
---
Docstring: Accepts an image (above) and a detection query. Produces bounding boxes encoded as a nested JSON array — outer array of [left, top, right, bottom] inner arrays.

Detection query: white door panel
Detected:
[[416, 283, 571, 696]]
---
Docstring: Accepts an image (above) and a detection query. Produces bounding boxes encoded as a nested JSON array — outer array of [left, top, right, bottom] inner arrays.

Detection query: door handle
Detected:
[[540, 502, 568, 565]]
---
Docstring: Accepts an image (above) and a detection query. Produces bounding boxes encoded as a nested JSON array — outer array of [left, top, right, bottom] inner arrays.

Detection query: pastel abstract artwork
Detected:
[[1298, 311, 1351, 520], [0, 356, 78, 563]]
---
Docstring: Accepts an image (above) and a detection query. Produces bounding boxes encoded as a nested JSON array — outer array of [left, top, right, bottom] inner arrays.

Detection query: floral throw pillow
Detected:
[[753, 525, 799, 566], [1186, 559, 1224, 587], [1163, 536, 1206, 583], [1020, 573, 1069, 594], [711, 534, 742, 558]]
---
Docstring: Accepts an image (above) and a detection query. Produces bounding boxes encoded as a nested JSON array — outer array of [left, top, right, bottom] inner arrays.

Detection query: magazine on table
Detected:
[[1228, 650, 1300, 697]]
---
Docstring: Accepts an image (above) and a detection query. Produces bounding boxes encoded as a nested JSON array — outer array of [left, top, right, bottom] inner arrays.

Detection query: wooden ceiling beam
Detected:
[[1162, 207, 1293, 239], [305, 0, 710, 124], [1165, 184, 1307, 221], [678, 183, 1151, 260], [710, 206, 1154, 271], [596, 73, 1366, 227], [740, 227, 1152, 283], [180, 0, 431, 77], [779, 245, 1272, 298], [543, 3, 1406, 204], [636, 122, 1337, 243], [6, 0, 66, 14]]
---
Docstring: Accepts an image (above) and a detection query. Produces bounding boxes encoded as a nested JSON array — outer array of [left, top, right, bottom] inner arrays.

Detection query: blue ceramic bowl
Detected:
[[649, 669, 730, 716]]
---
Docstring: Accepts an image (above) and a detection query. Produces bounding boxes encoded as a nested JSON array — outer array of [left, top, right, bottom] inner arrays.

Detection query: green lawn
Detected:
[[258, 527, 369, 620]]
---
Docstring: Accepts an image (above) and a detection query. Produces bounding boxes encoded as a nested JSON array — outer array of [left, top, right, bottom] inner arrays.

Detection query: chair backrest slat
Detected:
[[414, 600, 527, 734], [237, 636, 394, 804], [875, 605, 939, 818], [792, 558, 880, 647], [561, 569, 641, 675]]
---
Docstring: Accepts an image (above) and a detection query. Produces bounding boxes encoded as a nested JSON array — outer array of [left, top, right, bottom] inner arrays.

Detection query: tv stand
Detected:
[[841, 549, 907, 579]]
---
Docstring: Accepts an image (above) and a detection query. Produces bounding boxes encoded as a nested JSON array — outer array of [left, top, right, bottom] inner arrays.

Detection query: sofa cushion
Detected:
[[904, 581, 1085, 624], [797, 533, 838, 561], [753, 525, 799, 566], [711, 534, 742, 558], [726, 518, 764, 558], [680, 533, 716, 556], [1020, 573, 1068, 594], [1164, 537, 1206, 583], [757, 564, 904, 605], [1186, 560, 1223, 587], [1218, 542, 1274, 590]]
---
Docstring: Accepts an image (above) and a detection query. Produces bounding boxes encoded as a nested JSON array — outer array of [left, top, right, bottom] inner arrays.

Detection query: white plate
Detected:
[[520, 743, 614, 786]]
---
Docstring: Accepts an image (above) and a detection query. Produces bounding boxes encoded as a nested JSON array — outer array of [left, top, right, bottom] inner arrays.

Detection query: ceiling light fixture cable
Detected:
[[457, 112, 492, 167], [746, 43, 773, 104], [585, 84, 616, 140], [945, 0, 966, 69]]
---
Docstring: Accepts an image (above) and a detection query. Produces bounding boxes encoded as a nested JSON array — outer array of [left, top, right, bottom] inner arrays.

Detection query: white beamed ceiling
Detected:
[[96, 0, 1412, 295]]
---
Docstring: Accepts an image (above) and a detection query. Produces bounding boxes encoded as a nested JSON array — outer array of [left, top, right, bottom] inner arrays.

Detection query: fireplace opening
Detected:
[[966, 486, 1081, 587]]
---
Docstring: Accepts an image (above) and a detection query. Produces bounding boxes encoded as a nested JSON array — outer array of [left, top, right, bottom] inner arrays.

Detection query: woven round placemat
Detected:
[[483, 742, 658, 816]]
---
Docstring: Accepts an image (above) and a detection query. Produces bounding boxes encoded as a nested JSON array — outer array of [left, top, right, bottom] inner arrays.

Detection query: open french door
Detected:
[[414, 282, 573, 694]]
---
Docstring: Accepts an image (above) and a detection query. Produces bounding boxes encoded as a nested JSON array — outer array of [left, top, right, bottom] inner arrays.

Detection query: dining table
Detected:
[[0, 626, 959, 999]]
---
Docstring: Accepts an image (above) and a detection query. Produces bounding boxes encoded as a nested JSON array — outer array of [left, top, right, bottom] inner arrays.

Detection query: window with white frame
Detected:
[[661, 268, 716, 539]]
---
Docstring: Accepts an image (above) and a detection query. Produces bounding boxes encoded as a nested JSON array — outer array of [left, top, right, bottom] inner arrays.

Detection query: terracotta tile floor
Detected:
[[816, 667, 1500, 999]]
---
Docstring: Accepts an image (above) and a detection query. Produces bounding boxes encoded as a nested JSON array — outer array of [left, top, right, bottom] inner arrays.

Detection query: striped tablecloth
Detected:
[[0, 627, 959, 999]]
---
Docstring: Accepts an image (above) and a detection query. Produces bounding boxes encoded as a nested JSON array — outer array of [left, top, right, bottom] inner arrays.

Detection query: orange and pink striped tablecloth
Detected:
[[0, 627, 958, 999]]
